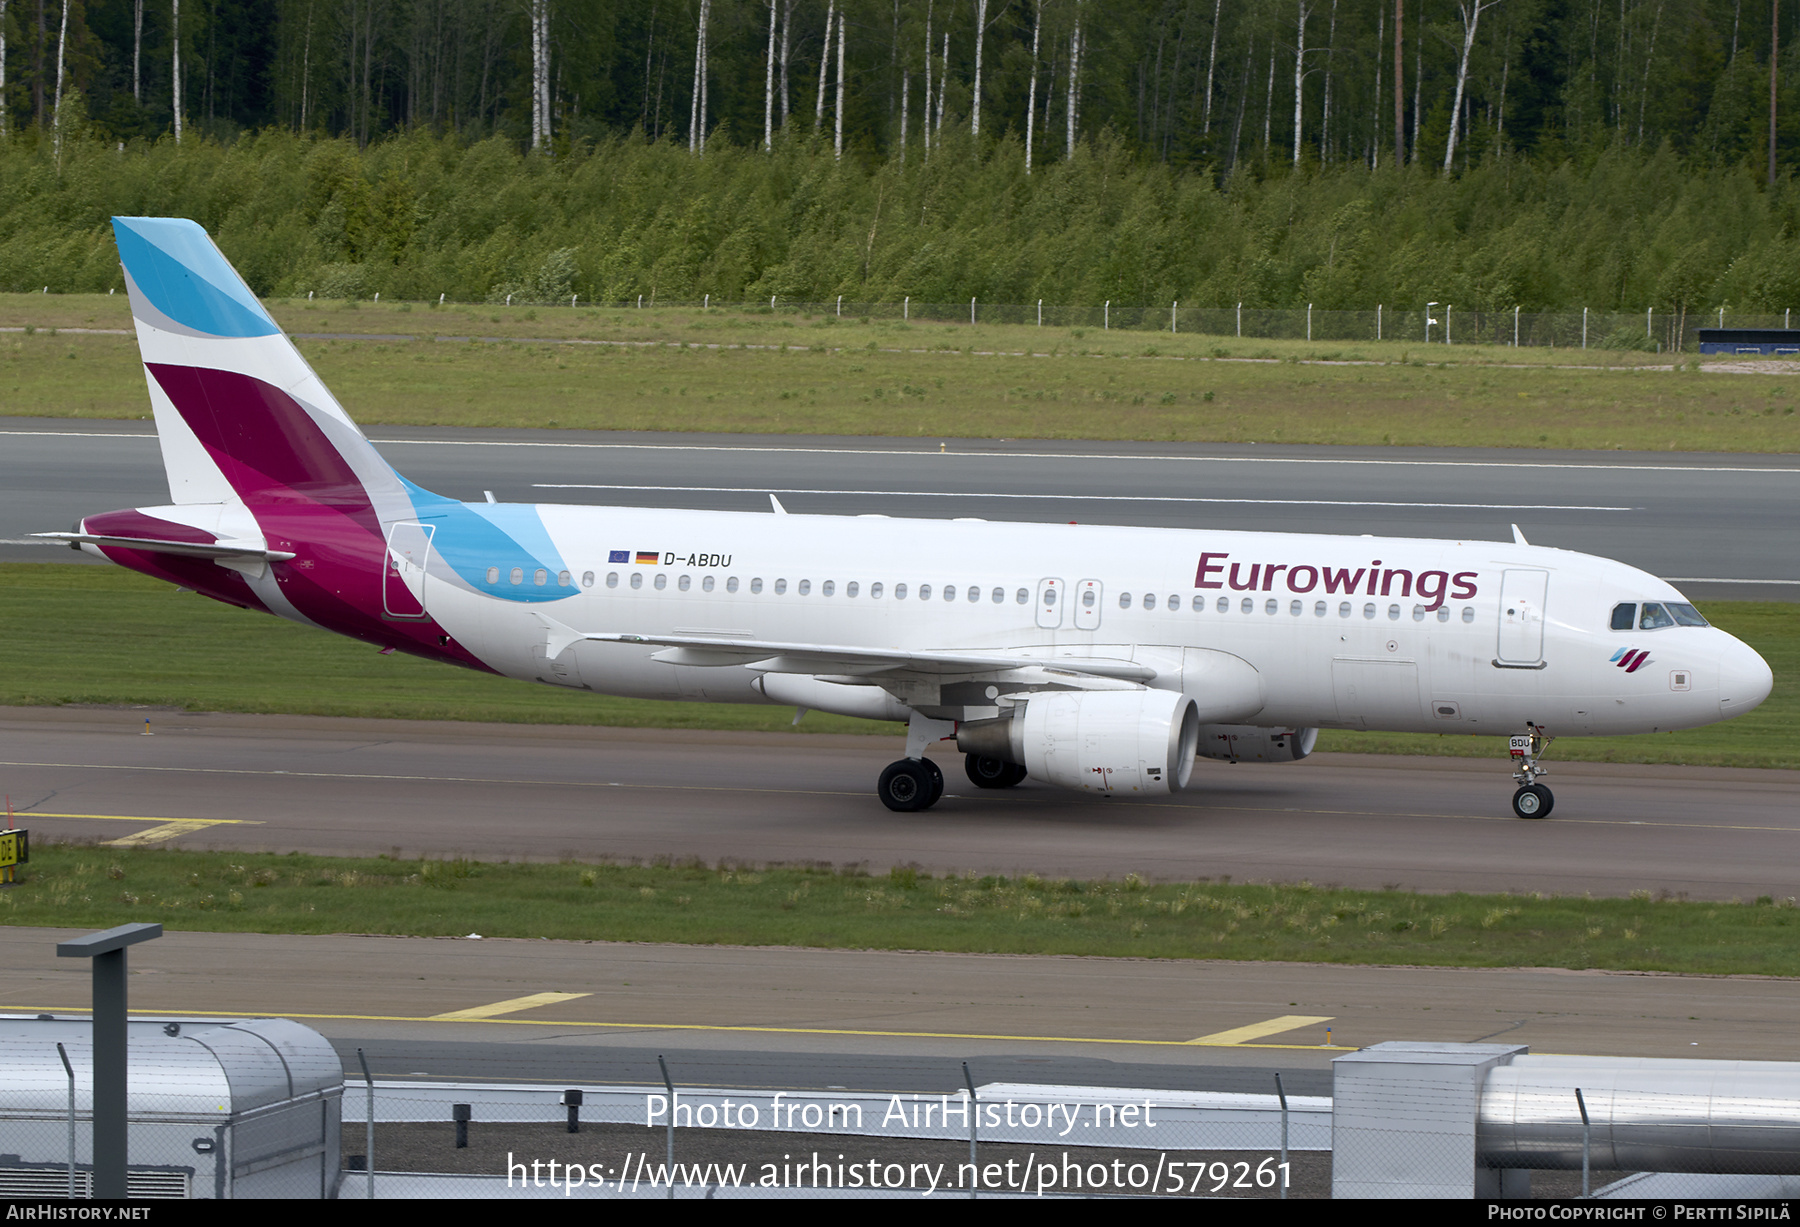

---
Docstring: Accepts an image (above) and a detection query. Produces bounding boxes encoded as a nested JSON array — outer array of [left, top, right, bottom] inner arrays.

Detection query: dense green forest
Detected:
[[2, 1, 1798, 312], [8, 0, 1800, 172]]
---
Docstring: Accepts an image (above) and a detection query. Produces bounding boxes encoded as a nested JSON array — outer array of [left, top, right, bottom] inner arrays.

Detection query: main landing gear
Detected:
[[1508, 722, 1556, 819], [877, 758, 944, 812]]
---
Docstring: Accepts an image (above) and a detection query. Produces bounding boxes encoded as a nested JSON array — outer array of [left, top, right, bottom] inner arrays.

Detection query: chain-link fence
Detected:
[[10, 1022, 1800, 1199], [335, 1075, 1331, 1199], [475, 295, 1798, 354]]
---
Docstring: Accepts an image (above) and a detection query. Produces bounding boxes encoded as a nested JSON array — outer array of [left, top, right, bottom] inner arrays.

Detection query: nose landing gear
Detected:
[[1509, 722, 1555, 819]]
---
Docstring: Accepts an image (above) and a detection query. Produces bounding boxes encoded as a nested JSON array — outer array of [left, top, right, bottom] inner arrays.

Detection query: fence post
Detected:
[[1647, 306, 1652, 340], [703, 293, 708, 309], [1718, 306, 1724, 329], [1104, 301, 1109, 330], [905, 296, 909, 320], [1307, 303, 1312, 342], [1377, 304, 1382, 341], [1172, 300, 1178, 334], [1236, 302, 1242, 338], [837, 295, 842, 317], [971, 297, 977, 325], [1037, 299, 1042, 326], [1576, 1087, 1591, 1198], [1515, 305, 1520, 347], [963, 1062, 979, 1201], [658, 1055, 676, 1201], [1446, 305, 1452, 345], [357, 1048, 375, 1199], [1275, 1072, 1289, 1200], [58, 1043, 75, 1198], [1583, 307, 1589, 349], [771, 295, 777, 311]]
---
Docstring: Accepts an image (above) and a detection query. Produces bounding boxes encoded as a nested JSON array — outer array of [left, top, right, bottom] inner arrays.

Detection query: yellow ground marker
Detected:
[[428, 992, 592, 1021], [23, 811, 259, 847], [1188, 1014, 1335, 1046]]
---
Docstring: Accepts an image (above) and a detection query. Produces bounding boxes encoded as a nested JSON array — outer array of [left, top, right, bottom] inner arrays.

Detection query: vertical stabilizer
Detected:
[[112, 217, 405, 513]]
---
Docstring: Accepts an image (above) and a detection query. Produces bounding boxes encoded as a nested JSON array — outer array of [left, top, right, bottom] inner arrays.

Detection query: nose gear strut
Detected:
[[1509, 722, 1555, 819]]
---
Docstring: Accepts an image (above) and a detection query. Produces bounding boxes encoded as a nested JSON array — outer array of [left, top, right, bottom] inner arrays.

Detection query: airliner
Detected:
[[40, 218, 1774, 820]]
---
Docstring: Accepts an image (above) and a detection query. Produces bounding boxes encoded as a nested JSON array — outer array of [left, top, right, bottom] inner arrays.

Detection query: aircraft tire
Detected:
[[965, 754, 1011, 788], [1511, 784, 1554, 820], [921, 757, 945, 806], [878, 760, 936, 812]]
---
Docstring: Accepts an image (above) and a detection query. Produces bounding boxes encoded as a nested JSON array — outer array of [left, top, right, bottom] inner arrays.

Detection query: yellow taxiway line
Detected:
[[15, 1004, 1352, 1050]]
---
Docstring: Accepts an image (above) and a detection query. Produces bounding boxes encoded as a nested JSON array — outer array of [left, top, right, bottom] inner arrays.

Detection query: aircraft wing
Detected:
[[543, 622, 1156, 683]]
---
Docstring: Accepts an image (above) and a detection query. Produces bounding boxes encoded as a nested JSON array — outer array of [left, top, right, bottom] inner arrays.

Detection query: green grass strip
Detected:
[[5, 844, 1797, 976], [1, 563, 1794, 766]]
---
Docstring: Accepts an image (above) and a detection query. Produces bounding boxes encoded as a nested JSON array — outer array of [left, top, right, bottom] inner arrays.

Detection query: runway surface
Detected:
[[7, 926, 1797, 1093], [3, 419, 1797, 601], [6, 706, 1798, 900]]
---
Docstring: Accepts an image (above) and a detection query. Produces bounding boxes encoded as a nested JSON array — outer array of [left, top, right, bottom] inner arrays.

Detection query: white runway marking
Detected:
[[532, 483, 1635, 512]]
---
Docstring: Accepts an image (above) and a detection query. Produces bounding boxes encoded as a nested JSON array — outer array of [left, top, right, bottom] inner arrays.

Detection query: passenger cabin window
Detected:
[[581, 572, 594, 588], [534, 569, 547, 586], [678, 575, 691, 592], [918, 584, 931, 601], [510, 567, 524, 585], [822, 580, 836, 597], [751, 578, 763, 593], [654, 574, 667, 590], [702, 576, 715, 592], [630, 573, 643, 589], [605, 572, 618, 588], [845, 582, 858, 597], [1018, 588, 1030, 605], [894, 583, 906, 599], [798, 579, 812, 595], [1611, 603, 1637, 631], [1120, 592, 1133, 609], [726, 577, 739, 593], [773, 578, 787, 594], [486, 567, 500, 585]]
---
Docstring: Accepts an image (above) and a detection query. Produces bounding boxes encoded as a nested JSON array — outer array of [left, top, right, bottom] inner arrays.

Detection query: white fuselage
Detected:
[[393, 504, 1766, 739]]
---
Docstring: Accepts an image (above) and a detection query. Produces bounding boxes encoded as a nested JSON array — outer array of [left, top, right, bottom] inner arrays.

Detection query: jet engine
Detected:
[[958, 690, 1202, 794]]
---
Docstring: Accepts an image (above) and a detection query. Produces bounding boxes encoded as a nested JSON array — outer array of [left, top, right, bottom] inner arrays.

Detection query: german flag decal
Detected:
[[635, 551, 660, 565]]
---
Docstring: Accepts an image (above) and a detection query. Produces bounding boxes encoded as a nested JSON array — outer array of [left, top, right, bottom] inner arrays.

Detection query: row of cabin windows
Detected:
[[1130, 592, 1477, 623], [589, 573, 1035, 602], [482, 568, 1484, 624]]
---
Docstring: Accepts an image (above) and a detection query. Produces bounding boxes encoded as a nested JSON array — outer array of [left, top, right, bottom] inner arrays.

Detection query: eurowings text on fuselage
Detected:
[[43, 218, 1774, 818]]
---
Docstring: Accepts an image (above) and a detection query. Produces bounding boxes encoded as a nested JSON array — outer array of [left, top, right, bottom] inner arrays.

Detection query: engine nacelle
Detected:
[[961, 690, 1201, 795], [1195, 724, 1318, 763]]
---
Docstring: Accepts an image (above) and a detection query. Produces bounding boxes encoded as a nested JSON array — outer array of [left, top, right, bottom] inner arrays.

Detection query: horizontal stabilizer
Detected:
[[32, 532, 295, 562]]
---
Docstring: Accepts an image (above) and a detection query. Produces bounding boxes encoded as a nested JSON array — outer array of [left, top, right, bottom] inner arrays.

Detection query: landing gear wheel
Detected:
[[921, 757, 945, 806], [965, 754, 1018, 789], [1511, 784, 1554, 820], [878, 760, 939, 812]]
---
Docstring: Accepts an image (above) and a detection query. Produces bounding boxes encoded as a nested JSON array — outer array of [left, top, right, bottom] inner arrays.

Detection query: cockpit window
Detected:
[[1639, 602, 1675, 630], [1610, 603, 1636, 631], [1666, 602, 1709, 627]]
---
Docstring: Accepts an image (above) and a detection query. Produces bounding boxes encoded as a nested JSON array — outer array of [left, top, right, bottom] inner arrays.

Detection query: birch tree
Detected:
[[52, 0, 66, 161], [1293, 0, 1315, 165], [1443, 0, 1505, 171], [530, 0, 551, 152], [763, 0, 776, 148], [922, 0, 933, 157], [1, 0, 8, 137], [833, 7, 845, 159], [815, 0, 834, 130], [134, 0, 143, 102], [1024, 0, 1040, 171], [1066, 2, 1082, 158], [172, 0, 182, 143], [690, 0, 710, 153]]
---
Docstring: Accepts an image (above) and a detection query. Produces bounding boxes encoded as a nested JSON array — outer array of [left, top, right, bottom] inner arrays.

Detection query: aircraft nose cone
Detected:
[[1718, 636, 1774, 718]]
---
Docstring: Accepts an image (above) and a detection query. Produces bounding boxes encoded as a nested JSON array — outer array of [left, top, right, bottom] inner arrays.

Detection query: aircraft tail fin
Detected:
[[111, 216, 408, 513]]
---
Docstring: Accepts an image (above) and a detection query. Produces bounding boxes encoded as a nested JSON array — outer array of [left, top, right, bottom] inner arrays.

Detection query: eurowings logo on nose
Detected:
[[1611, 648, 1652, 673]]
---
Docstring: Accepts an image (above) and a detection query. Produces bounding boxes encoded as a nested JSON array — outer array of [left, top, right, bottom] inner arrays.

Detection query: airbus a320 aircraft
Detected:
[[43, 218, 1774, 819]]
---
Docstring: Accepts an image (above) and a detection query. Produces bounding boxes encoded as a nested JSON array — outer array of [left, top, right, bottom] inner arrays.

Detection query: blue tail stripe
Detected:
[[113, 217, 280, 338]]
